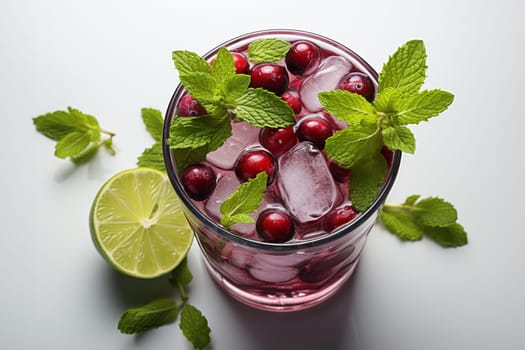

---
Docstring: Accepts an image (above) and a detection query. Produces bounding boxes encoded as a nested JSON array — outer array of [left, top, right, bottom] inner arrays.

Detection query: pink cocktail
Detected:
[[163, 29, 401, 311]]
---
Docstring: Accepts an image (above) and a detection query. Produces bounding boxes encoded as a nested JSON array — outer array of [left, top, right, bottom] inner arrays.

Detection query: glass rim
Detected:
[[162, 28, 402, 252]]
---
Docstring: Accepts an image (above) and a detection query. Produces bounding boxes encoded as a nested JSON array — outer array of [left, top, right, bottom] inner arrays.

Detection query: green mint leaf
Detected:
[[396, 89, 454, 125], [178, 72, 218, 105], [223, 74, 251, 105], [172, 146, 209, 173], [168, 115, 231, 150], [169, 257, 193, 287], [379, 208, 423, 241], [423, 222, 468, 247], [172, 50, 211, 76], [348, 153, 387, 211], [381, 125, 416, 154], [318, 90, 377, 126], [235, 88, 295, 128], [211, 47, 236, 82], [220, 172, 268, 228], [373, 87, 403, 114], [381, 195, 467, 248], [404, 194, 421, 205], [137, 142, 165, 171], [54, 131, 91, 158], [248, 38, 291, 63], [141, 108, 164, 141], [33, 110, 82, 141], [71, 143, 100, 164], [325, 124, 382, 168], [118, 298, 179, 334], [179, 304, 211, 350], [414, 197, 457, 227], [378, 40, 427, 95]]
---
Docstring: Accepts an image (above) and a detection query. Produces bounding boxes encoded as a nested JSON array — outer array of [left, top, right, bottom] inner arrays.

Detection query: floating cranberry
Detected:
[[338, 72, 375, 102], [231, 52, 249, 74], [235, 150, 276, 183], [177, 95, 207, 117], [256, 209, 295, 243], [329, 160, 352, 183], [285, 40, 321, 76], [250, 63, 289, 96], [281, 91, 302, 114], [323, 205, 358, 232], [259, 126, 297, 157], [181, 164, 216, 201], [296, 116, 333, 149]]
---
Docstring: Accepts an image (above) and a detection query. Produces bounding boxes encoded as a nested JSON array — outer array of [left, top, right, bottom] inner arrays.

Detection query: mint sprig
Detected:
[[220, 171, 268, 228], [118, 258, 212, 349], [247, 38, 291, 63], [169, 47, 295, 165], [137, 107, 166, 171], [380, 195, 468, 247], [33, 107, 116, 164], [320, 40, 454, 211]]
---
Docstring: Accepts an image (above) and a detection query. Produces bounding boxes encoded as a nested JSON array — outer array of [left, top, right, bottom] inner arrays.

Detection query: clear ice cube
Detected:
[[299, 56, 352, 112], [277, 142, 338, 223], [206, 121, 260, 169], [204, 174, 240, 220]]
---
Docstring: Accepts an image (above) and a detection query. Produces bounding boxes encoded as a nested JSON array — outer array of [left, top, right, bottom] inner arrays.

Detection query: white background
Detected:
[[2, 0, 524, 349]]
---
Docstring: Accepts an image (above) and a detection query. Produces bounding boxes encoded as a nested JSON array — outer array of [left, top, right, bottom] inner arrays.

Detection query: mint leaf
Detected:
[[141, 108, 164, 141], [118, 298, 180, 334], [382, 125, 416, 154], [379, 208, 423, 241], [423, 222, 468, 247], [373, 87, 403, 114], [248, 38, 291, 63], [168, 115, 231, 150], [223, 74, 251, 105], [325, 125, 382, 168], [178, 72, 218, 105], [220, 172, 267, 228], [348, 153, 387, 211], [172, 50, 211, 75], [137, 142, 165, 171], [380, 195, 467, 248], [211, 47, 236, 82], [378, 40, 427, 94], [396, 89, 454, 125], [172, 146, 209, 173], [235, 88, 295, 128], [54, 131, 91, 158], [414, 197, 457, 227], [169, 257, 193, 287], [179, 304, 211, 350], [33, 107, 115, 162], [318, 90, 376, 126]]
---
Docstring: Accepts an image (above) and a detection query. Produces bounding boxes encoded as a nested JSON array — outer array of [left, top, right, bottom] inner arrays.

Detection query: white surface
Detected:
[[2, 0, 524, 349]]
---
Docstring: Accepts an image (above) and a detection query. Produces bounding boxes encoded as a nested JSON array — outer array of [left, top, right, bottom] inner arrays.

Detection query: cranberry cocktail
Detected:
[[163, 30, 400, 311]]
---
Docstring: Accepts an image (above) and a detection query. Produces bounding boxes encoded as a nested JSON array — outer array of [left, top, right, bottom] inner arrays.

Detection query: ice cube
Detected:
[[204, 174, 240, 220], [277, 142, 338, 223], [206, 121, 260, 169], [299, 56, 352, 112], [248, 254, 299, 283]]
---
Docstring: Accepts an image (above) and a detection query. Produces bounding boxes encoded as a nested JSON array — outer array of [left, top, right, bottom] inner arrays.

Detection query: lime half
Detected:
[[90, 168, 193, 279]]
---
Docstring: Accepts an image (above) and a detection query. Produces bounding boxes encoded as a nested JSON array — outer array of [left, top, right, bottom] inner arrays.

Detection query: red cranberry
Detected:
[[181, 164, 216, 201], [256, 209, 295, 243], [177, 95, 206, 117], [296, 116, 333, 149], [281, 91, 302, 113], [381, 145, 394, 166], [329, 160, 352, 183], [285, 40, 321, 76], [231, 52, 249, 74], [259, 126, 297, 157], [235, 150, 276, 183], [339, 72, 375, 102], [250, 63, 289, 96], [323, 205, 358, 232]]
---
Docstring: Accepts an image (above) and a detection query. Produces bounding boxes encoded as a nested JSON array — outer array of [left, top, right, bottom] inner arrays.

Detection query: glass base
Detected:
[[201, 254, 360, 312]]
